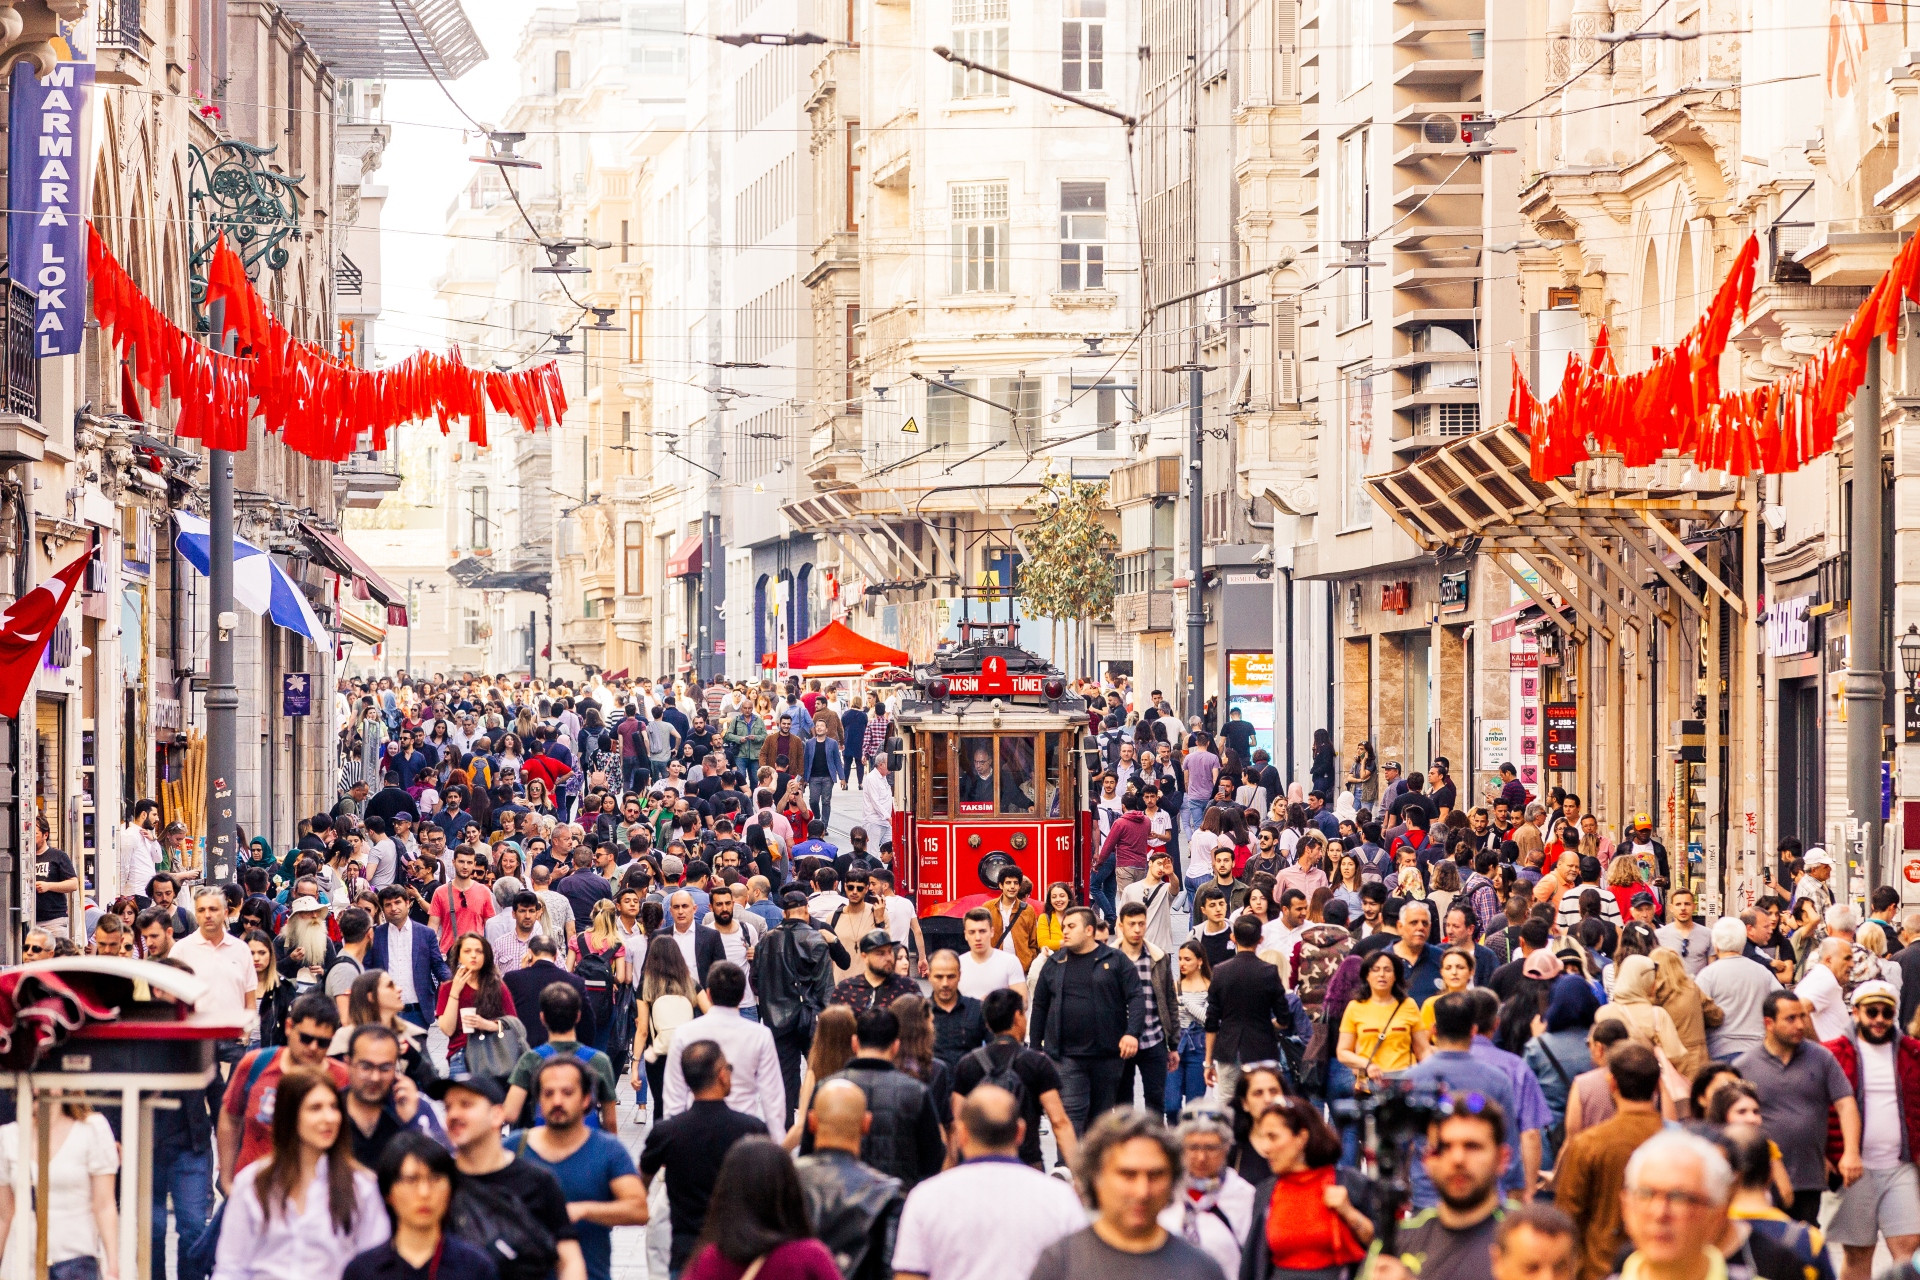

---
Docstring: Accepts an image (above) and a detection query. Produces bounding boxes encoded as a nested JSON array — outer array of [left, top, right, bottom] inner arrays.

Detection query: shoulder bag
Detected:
[[464, 1014, 529, 1079]]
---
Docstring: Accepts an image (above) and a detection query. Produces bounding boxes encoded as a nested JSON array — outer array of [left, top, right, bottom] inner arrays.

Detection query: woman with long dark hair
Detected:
[[247, 928, 297, 1050], [345, 1134, 496, 1280], [781, 1006, 858, 1150], [212, 1069, 388, 1280], [339, 969, 436, 1090], [434, 932, 516, 1077], [1165, 940, 1212, 1121], [1309, 728, 1337, 797], [683, 1138, 837, 1280], [888, 995, 952, 1138], [1225, 1063, 1287, 1184]]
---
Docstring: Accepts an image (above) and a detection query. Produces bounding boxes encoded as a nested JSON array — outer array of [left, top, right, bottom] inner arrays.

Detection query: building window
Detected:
[[621, 410, 633, 446], [845, 121, 861, 232], [990, 378, 1042, 454], [928, 381, 970, 447], [1341, 366, 1375, 530], [1063, 0, 1104, 91], [619, 220, 630, 263], [460, 607, 482, 648], [951, 0, 1009, 97], [468, 487, 490, 550], [1095, 381, 1118, 449], [1059, 182, 1106, 290], [1341, 1, 1371, 96], [628, 295, 644, 363], [554, 50, 571, 90], [951, 182, 1009, 293], [846, 306, 862, 411], [1338, 127, 1370, 328], [624, 522, 643, 595]]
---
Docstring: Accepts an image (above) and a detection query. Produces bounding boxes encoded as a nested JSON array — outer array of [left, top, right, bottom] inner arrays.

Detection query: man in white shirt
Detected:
[[171, 887, 257, 1019], [661, 961, 786, 1130], [890, 1085, 1087, 1280], [861, 754, 895, 846], [1653, 887, 1710, 976], [1260, 887, 1313, 981], [1117, 849, 1178, 955], [958, 909, 1027, 1000], [1824, 980, 1920, 1273], [1093, 774, 1124, 847], [120, 800, 161, 904], [1796, 935, 1856, 1041]]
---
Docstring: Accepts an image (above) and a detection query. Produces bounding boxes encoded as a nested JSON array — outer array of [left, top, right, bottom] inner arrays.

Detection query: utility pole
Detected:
[[1849, 336, 1887, 897], [1174, 313, 1215, 723], [205, 304, 238, 885]]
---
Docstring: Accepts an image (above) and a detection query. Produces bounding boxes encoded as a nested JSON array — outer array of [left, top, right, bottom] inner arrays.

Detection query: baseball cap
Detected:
[[1850, 980, 1899, 1009], [1804, 848, 1835, 870], [288, 896, 323, 914], [778, 888, 811, 911], [1632, 812, 1651, 828], [429, 1073, 508, 1104], [1630, 891, 1656, 908], [1383, 761, 1402, 771], [660, 855, 685, 879], [1521, 950, 1565, 980], [858, 929, 896, 953]]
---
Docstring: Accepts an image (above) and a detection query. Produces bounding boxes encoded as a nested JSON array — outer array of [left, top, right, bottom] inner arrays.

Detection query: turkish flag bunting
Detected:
[[0, 540, 94, 719]]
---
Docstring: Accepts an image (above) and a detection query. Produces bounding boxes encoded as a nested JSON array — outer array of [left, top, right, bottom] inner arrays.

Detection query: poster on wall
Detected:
[[1227, 652, 1275, 756], [1479, 719, 1510, 769]]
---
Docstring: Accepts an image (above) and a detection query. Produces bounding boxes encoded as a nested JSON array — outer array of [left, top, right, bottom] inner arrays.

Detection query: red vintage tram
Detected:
[[885, 622, 1095, 951]]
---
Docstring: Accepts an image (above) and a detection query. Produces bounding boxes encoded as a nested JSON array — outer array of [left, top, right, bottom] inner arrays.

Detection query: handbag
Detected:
[[1351, 1001, 1408, 1097], [1534, 1038, 1573, 1152], [464, 1014, 528, 1079]]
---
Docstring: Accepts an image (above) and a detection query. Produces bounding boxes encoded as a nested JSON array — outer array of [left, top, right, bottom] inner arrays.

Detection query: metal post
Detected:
[[1186, 333, 1205, 723], [405, 581, 414, 677], [205, 301, 239, 884], [1850, 336, 1887, 896]]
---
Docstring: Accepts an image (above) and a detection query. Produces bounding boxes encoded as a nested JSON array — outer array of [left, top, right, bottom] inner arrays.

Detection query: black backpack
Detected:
[[965, 1041, 1029, 1114], [448, 1173, 560, 1277]]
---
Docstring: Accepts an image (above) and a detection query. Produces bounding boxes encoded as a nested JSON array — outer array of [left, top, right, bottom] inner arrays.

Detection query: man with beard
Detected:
[[274, 891, 336, 989], [1387, 1099, 1515, 1280], [1819, 980, 1920, 1278], [705, 882, 763, 1018]]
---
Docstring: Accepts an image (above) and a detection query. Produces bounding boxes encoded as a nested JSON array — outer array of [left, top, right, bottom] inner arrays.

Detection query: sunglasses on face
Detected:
[[294, 1030, 332, 1048]]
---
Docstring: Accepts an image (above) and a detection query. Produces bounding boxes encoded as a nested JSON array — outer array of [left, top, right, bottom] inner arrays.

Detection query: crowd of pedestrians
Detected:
[[13, 668, 1920, 1280]]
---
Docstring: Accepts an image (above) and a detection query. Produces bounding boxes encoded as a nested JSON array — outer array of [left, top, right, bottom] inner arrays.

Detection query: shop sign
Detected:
[[1480, 719, 1510, 768], [1767, 594, 1814, 657], [1545, 702, 1578, 772], [9, 58, 93, 357], [1438, 570, 1469, 616], [38, 618, 70, 671], [1227, 653, 1275, 756], [1908, 691, 1920, 744], [1382, 581, 1412, 614], [1509, 648, 1538, 670]]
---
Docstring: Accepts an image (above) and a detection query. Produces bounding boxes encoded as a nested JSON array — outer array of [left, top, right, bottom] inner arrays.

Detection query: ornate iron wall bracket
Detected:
[[187, 139, 304, 325]]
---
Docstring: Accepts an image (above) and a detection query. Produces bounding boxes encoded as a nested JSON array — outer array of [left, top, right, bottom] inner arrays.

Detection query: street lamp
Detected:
[[1901, 623, 1920, 690]]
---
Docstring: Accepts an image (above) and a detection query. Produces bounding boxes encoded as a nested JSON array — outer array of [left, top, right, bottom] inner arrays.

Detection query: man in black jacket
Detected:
[[503, 935, 595, 1049], [809, 1008, 945, 1190], [795, 1078, 903, 1280], [1026, 904, 1145, 1136], [756, 888, 852, 1121], [1204, 913, 1296, 1106], [364, 770, 419, 826]]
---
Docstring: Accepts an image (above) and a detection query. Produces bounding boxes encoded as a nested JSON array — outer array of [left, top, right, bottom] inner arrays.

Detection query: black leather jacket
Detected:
[[795, 1149, 903, 1280], [754, 916, 847, 1036]]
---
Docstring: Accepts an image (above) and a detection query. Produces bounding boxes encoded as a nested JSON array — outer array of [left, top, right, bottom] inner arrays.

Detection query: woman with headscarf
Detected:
[[1522, 957, 1598, 1153], [1594, 953, 1691, 1081], [1648, 947, 1720, 1079]]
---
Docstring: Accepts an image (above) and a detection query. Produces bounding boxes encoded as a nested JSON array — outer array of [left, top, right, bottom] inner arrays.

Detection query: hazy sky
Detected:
[[370, 1, 543, 366]]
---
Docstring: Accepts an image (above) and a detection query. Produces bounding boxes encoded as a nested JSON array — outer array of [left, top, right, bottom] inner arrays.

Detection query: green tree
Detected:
[[1018, 474, 1115, 671]]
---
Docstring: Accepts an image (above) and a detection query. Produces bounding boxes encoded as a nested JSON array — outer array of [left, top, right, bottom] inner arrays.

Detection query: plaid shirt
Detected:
[[1129, 949, 1164, 1050], [1463, 872, 1501, 934]]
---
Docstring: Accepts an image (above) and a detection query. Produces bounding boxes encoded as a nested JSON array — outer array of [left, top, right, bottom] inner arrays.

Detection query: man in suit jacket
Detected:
[[502, 934, 595, 1049], [1204, 913, 1296, 1107], [370, 884, 452, 1027], [663, 889, 728, 986]]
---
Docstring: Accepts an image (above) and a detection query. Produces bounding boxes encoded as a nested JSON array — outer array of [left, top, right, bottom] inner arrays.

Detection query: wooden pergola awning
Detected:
[[1364, 425, 1752, 635]]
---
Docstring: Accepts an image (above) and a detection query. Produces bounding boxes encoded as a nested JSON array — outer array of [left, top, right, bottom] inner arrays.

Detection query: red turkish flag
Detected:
[[0, 541, 94, 718]]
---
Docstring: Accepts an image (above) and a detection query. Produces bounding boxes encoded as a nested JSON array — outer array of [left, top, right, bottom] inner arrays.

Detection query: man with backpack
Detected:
[[953, 987, 1079, 1171], [503, 983, 620, 1133], [437, 1073, 587, 1280]]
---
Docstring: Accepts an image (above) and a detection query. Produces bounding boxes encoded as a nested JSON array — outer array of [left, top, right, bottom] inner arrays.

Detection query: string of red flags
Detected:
[[1514, 230, 1920, 483], [87, 222, 569, 461]]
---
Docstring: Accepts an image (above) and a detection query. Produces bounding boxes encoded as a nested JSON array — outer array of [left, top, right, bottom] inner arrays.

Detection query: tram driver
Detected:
[[961, 739, 1036, 813]]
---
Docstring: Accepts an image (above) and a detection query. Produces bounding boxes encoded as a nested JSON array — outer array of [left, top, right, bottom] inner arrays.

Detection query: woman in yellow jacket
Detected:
[[1033, 881, 1074, 953]]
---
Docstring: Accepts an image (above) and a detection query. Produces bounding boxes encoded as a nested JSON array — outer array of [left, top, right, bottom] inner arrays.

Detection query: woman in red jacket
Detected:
[[1241, 1097, 1375, 1280]]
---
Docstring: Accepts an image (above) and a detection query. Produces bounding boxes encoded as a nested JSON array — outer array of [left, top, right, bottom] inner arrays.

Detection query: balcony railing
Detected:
[[2, 282, 38, 419], [98, 0, 142, 50]]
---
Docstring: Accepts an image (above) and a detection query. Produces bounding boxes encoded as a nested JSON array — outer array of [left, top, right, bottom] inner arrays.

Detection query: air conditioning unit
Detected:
[[1421, 114, 1460, 146]]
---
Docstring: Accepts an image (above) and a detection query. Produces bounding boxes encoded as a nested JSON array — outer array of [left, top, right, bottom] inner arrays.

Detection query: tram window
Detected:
[[999, 736, 1036, 814], [926, 732, 951, 817], [958, 737, 996, 812], [1045, 733, 1063, 818]]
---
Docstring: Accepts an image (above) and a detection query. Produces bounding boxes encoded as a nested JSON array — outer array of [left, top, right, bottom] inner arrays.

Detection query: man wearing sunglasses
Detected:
[[215, 991, 348, 1194], [1820, 980, 1920, 1279]]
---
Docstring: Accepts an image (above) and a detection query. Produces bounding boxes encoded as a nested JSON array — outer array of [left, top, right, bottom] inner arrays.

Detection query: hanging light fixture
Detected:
[[1901, 624, 1920, 691]]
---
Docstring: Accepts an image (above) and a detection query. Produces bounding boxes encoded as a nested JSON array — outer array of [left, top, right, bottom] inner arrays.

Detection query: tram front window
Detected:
[[959, 737, 996, 810], [999, 737, 1035, 813]]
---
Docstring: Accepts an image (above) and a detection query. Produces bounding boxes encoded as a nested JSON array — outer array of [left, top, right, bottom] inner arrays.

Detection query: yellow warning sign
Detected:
[[900, 416, 918, 434], [978, 570, 1001, 587]]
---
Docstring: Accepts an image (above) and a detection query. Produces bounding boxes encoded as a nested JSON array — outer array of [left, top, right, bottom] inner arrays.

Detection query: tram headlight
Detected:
[[1043, 676, 1066, 701], [928, 676, 950, 702]]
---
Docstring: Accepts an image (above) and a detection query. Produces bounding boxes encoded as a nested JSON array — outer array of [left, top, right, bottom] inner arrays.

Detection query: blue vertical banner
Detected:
[[9, 57, 92, 357]]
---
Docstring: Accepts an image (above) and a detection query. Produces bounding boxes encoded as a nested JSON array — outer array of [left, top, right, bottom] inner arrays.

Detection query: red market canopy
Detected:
[[762, 620, 909, 672]]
